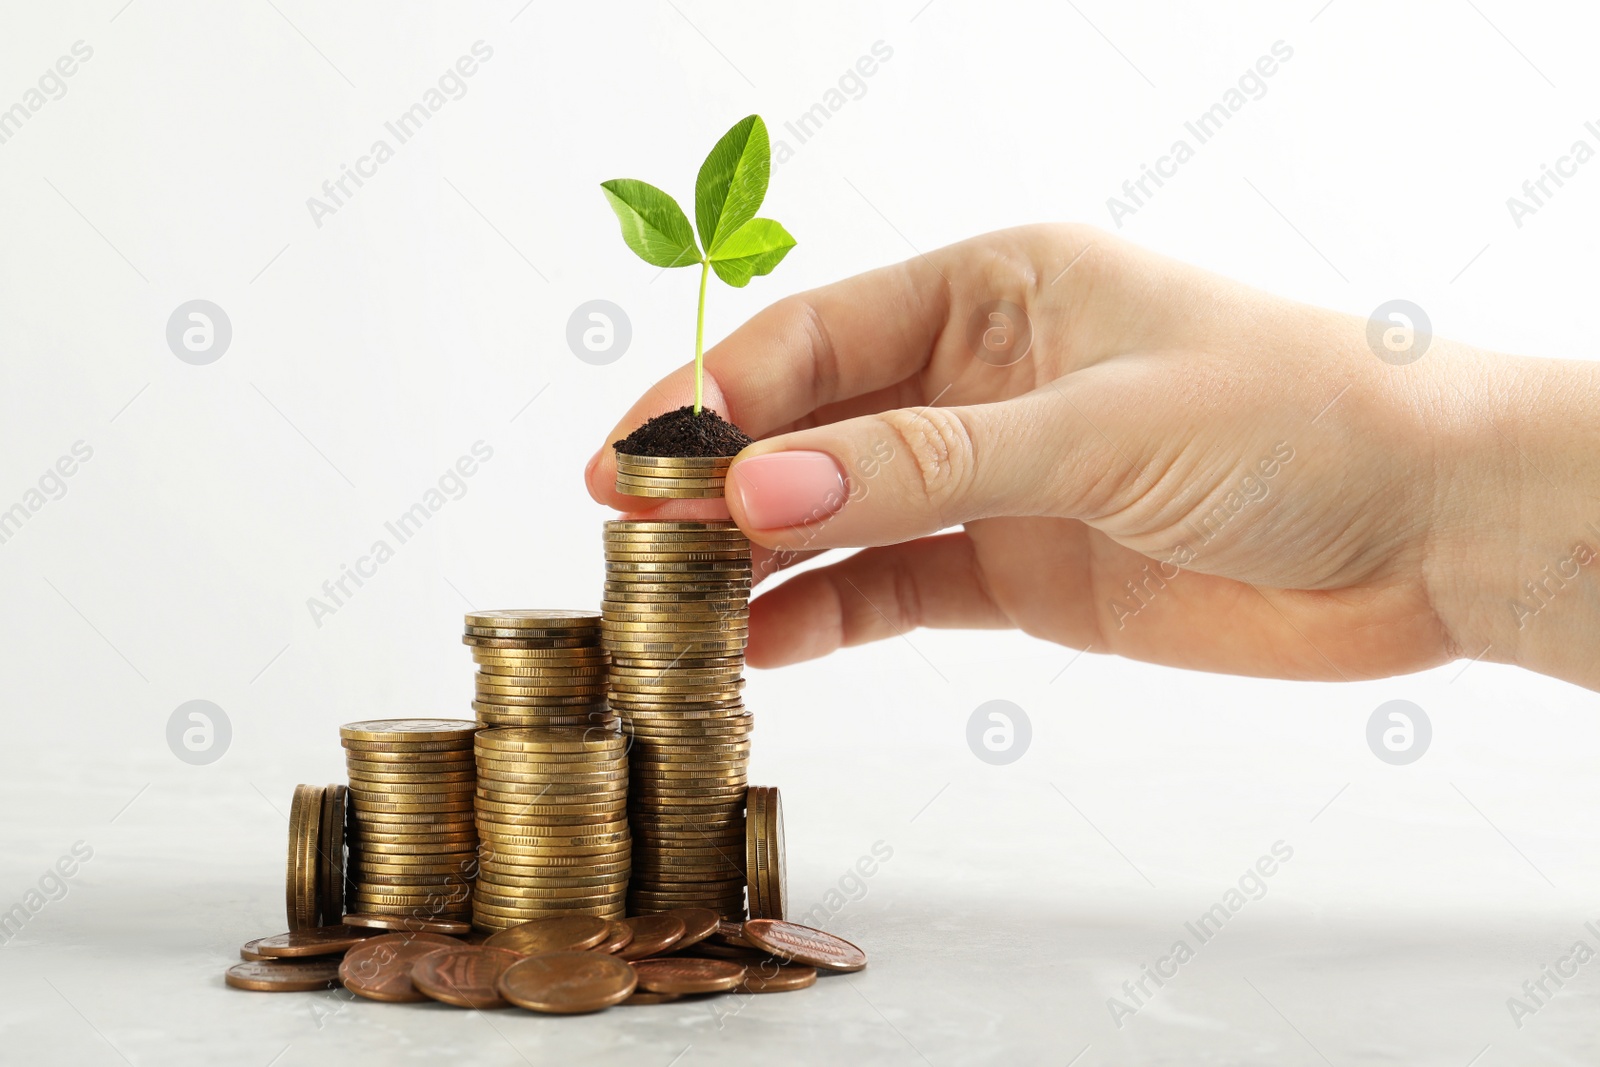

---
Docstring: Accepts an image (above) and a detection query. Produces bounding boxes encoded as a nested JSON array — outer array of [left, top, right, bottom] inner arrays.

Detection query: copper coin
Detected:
[[338, 934, 457, 1002], [497, 951, 637, 1014], [684, 940, 769, 961], [484, 915, 610, 955], [737, 961, 818, 993], [622, 990, 682, 1005], [239, 937, 268, 961], [593, 921, 635, 955], [411, 946, 523, 1009], [632, 957, 747, 994], [659, 908, 721, 952], [740, 920, 867, 973], [614, 914, 687, 961], [252, 925, 374, 958], [225, 957, 342, 992], [342, 912, 472, 935]]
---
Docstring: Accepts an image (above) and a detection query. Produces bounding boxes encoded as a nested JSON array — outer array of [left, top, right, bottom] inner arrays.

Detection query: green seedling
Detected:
[[601, 115, 795, 414]]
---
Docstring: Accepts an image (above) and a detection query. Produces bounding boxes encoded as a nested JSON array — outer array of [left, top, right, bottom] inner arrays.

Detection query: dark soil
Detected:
[[613, 406, 753, 458]]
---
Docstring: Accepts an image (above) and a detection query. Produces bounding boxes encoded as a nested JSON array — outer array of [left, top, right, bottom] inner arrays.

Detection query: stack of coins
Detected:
[[613, 454, 732, 499], [601, 519, 753, 918], [341, 720, 478, 927], [465, 610, 612, 729], [473, 726, 631, 930]]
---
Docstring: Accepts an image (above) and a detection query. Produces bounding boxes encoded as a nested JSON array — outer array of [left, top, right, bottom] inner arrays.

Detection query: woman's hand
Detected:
[[586, 225, 1600, 690]]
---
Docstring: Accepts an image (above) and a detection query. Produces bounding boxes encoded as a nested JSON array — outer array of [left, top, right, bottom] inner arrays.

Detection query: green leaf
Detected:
[[600, 179, 700, 268], [707, 217, 795, 288], [695, 115, 770, 255]]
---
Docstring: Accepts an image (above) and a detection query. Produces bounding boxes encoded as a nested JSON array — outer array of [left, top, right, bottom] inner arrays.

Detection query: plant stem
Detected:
[[694, 258, 710, 415]]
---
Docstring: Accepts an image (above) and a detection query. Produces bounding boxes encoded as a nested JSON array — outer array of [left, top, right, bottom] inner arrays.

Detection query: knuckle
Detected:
[[878, 406, 977, 512]]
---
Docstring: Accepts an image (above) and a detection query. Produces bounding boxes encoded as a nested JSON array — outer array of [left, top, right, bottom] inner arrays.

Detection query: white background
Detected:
[[2, 1, 1598, 1063]]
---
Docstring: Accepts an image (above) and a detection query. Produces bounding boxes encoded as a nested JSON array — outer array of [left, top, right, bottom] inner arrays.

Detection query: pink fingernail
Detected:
[[728, 451, 847, 530]]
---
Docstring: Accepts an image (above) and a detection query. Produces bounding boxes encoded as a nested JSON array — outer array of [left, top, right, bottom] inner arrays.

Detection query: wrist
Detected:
[[1422, 348, 1600, 687]]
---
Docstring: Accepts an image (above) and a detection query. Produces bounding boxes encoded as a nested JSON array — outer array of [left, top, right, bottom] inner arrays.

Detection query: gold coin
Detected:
[[603, 580, 750, 594], [464, 609, 601, 629], [474, 726, 625, 749], [471, 648, 609, 663], [602, 585, 749, 600], [604, 520, 739, 531], [614, 484, 725, 499], [613, 471, 730, 486], [339, 719, 478, 743], [480, 854, 631, 875], [464, 626, 601, 640], [613, 454, 733, 467], [474, 665, 608, 680]]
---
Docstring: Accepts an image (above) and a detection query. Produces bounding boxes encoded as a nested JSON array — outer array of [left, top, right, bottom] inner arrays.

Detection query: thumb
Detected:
[[725, 385, 1095, 549]]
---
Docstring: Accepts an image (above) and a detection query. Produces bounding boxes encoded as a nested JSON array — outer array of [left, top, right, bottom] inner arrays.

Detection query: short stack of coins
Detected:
[[472, 726, 631, 930], [601, 519, 753, 918], [464, 610, 612, 729], [613, 454, 732, 499], [340, 719, 478, 927]]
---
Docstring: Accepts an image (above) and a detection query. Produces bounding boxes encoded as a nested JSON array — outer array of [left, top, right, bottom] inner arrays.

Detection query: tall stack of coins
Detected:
[[613, 455, 731, 499], [473, 726, 631, 930], [341, 720, 478, 927], [601, 519, 753, 918], [464, 610, 612, 729]]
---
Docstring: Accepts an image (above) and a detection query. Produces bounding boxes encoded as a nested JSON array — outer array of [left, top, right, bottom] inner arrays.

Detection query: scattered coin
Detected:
[[739, 920, 868, 973], [225, 957, 342, 992], [498, 951, 637, 1014], [632, 957, 747, 994], [252, 925, 374, 958], [484, 915, 611, 955], [342, 912, 472, 936], [411, 945, 524, 1009], [615, 913, 686, 961], [338, 933, 456, 1002], [737, 961, 818, 993], [239, 937, 268, 961], [622, 990, 682, 1005], [593, 920, 635, 954]]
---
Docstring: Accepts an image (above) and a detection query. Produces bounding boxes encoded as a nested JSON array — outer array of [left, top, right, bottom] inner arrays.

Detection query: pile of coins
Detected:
[[227, 912, 865, 1013], [464, 610, 612, 729], [613, 454, 732, 499], [341, 720, 478, 927], [286, 783, 347, 929], [473, 726, 631, 930], [601, 520, 753, 918]]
